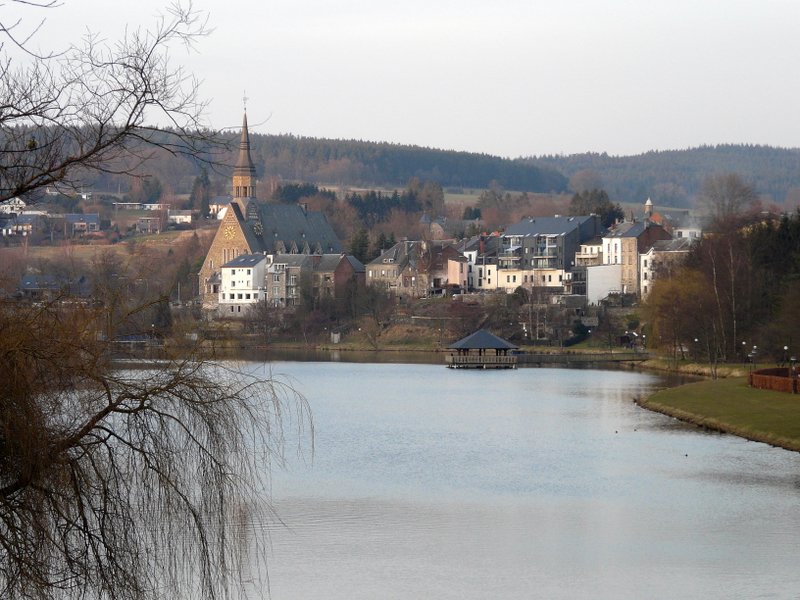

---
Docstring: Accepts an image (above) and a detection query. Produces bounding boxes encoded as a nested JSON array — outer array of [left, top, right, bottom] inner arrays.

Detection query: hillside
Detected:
[[526, 145, 800, 208], [83, 135, 800, 213]]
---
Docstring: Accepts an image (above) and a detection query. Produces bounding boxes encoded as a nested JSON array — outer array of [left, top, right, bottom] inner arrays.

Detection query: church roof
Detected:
[[246, 203, 342, 254]]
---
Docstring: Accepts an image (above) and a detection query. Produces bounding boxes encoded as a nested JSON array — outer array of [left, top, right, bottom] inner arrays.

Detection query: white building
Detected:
[[585, 264, 623, 305], [218, 254, 267, 316], [0, 197, 26, 215]]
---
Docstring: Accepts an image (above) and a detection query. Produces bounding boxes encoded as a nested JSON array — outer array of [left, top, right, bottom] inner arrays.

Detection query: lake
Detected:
[[241, 361, 800, 599]]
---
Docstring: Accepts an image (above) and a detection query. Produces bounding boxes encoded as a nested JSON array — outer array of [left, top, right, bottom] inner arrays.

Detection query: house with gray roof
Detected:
[[500, 215, 602, 272]]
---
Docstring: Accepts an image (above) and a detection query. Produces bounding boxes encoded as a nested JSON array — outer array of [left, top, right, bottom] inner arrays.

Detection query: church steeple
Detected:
[[232, 111, 256, 199]]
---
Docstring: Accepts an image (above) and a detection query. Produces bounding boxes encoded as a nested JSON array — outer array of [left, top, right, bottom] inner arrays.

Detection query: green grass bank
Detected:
[[638, 377, 800, 452]]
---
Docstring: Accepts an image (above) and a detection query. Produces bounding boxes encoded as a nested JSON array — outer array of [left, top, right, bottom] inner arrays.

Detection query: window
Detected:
[[237, 293, 243, 300], [231, 281, 235, 287], [506, 275, 510, 283], [513, 275, 517, 283], [272, 286, 279, 295], [643, 259, 648, 267], [548, 275, 552, 282], [273, 274, 280, 282], [245, 294, 251, 299], [644, 272, 648, 280]]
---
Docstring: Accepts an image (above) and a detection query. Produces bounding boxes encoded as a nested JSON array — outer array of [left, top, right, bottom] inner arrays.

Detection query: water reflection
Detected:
[[240, 361, 800, 600]]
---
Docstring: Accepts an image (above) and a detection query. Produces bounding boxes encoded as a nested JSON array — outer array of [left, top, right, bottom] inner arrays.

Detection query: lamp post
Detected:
[[783, 345, 789, 368], [742, 341, 747, 367]]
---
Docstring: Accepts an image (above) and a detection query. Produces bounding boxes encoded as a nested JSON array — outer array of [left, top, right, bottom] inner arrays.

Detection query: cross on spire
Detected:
[[242, 91, 249, 113]]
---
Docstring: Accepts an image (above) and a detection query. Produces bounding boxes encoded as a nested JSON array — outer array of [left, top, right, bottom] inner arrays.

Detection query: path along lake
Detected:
[[241, 360, 800, 599]]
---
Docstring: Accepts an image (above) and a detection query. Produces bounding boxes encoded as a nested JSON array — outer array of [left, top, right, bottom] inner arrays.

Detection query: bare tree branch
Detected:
[[0, 1, 225, 204]]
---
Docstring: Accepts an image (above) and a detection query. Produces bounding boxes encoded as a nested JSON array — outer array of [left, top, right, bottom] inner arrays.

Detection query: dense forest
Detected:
[[81, 133, 800, 215], [527, 145, 800, 208]]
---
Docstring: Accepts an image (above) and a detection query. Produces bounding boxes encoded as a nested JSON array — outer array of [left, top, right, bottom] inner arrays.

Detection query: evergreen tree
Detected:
[[349, 228, 370, 264], [190, 168, 211, 216]]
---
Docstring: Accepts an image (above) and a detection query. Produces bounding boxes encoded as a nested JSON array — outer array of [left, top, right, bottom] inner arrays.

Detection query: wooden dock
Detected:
[[446, 354, 518, 369]]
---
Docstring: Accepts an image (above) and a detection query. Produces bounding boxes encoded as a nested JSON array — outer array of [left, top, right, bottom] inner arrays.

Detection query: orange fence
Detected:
[[749, 367, 798, 393]]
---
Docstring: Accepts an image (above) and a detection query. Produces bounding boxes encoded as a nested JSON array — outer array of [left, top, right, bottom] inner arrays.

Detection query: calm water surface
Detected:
[[243, 361, 800, 600]]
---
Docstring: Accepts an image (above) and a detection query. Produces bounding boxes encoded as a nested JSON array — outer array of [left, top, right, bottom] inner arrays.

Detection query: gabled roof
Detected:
[[504, 215, 594, 237], [64, 213, 100, 225], [449, 329, 518, 350], [221, 254, 267, 269], [650, 238, 693, 252], [343, 255, 366, 273]]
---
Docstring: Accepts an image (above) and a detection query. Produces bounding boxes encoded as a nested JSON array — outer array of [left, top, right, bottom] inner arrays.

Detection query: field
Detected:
[[639, 377, 800, 451]]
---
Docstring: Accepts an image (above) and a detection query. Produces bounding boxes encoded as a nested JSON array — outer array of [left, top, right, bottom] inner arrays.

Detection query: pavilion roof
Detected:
[[448, 329, 518, 351]]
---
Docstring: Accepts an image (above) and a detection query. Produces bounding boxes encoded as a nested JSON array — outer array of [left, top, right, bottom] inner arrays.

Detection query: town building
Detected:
[[639, 237, 694, 298], [602, 220, 672, 296], [366, 241, 462, 298]]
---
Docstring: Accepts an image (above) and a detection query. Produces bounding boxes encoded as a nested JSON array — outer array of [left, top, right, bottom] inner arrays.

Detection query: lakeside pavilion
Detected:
[[446, 329, 518, 369]]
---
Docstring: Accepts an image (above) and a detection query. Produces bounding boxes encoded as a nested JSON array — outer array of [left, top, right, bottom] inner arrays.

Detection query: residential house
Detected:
[[602, 220, 672, 296], [500, 215, 601, 272], [639, 237, 693, 298], [218, 254, 268, 316], [456, 233, 502, 291], [220, 252, 364, 315], [496, 215, 602, 295], [168, 209, 193, 226], [366, 240, 460, 298], [18, 273, 91, 301], [0, 197, 26, 215], [63, 213, 100, 237], [137, 216, 162, 234]]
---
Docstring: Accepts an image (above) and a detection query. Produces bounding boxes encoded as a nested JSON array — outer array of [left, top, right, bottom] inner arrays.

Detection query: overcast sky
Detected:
[[17, 0, 800, 158]]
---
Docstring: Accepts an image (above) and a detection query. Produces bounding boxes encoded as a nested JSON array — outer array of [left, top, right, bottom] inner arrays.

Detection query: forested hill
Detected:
[[248, 133, 568, 193], [525, 145, 800, 208]]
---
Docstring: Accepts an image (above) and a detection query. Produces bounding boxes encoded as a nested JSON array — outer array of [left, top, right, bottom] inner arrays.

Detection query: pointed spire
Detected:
[[232, 111, 257, 200], [234, 112, 256, 178]]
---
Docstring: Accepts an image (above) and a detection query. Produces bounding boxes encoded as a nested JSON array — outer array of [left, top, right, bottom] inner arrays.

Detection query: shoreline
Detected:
[[635, 377, 800, 453]]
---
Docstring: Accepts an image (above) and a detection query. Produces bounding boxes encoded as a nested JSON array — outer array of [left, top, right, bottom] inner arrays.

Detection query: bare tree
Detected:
[[0, 1, 218, 204], [698, 173, 759, 228], [0, 5, 310, 599], [0, 300, 310, 600]]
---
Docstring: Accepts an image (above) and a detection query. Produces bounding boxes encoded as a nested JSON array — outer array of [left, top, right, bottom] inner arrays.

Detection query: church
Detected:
[[198, 112, 342, 308]]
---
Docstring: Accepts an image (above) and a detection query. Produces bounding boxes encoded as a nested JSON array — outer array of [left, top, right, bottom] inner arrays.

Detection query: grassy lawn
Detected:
[[640, 377, 800, 451]]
